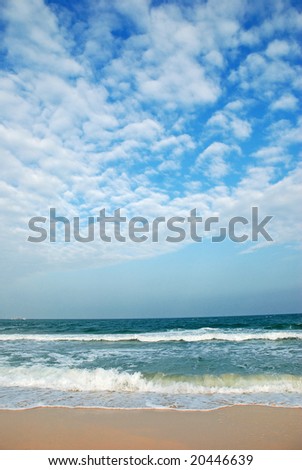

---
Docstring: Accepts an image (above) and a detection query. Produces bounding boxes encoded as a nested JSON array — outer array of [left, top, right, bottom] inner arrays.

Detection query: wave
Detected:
[[0, 329, 302, 343], [0, 365, 301, 395]]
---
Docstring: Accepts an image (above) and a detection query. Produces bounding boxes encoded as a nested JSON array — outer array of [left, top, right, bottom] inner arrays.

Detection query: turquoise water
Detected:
[[0, 313, 301, 409]]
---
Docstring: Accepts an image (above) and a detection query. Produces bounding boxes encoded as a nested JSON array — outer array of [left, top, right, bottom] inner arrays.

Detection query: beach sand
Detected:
[[0, 406, 301, 450]]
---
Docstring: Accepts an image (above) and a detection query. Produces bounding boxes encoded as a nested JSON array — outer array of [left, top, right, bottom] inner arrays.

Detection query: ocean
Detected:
[[0, 313, 301, 410]]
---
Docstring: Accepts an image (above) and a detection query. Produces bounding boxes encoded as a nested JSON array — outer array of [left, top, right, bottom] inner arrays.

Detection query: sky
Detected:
[[0, 0, 301, 319]]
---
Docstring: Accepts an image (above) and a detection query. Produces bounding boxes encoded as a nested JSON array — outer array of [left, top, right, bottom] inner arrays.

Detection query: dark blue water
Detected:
[[0, 313, 301, 409]]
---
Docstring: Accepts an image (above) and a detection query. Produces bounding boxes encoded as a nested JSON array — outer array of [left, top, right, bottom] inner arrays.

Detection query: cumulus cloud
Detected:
[[2, 0, 83, 76], [252, 146, 289, 165], [271, 93, 298, 111], [195, 142, 241, 180], [207, 107, 252, 140]]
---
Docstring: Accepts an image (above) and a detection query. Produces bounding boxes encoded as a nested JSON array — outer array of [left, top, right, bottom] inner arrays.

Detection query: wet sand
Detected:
[[0, 405, 301, 450]]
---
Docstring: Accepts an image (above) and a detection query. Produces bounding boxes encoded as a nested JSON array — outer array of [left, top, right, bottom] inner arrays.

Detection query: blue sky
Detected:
[[0, 0, 301, 318]]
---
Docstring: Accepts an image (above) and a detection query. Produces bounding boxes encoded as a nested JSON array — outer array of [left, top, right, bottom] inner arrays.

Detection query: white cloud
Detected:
[[265, 39, 291, 58], [252, 146, 289, 165], [137, 53, 220, 107], [224, 100, 244, 111], [0, 0, 301, 284], [196, 142, 240, 180], [2, 0, 82, 76], [206, 107, 252, 140], [113, 0, 151, 31], [158, 160, 180, 172], [233, 52, 299, 93], [204, 50, 225, 68], [271, 93, 298, 111], [230, 117, 252, 139], [152, 134, 195, 155], [230, 164, 302, 247], [99, 1, 231, 109], [118, 119, 162, 141], [268, 117, 302, 145]]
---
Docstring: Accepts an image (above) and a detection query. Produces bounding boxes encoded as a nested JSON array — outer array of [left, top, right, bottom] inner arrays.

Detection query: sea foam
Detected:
[[0, 365, 301, 395], [0, 329, 301, 342]]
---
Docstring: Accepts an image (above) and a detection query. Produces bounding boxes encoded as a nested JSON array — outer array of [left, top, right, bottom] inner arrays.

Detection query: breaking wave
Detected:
[[1, 365, 301, 395], [0, 329, 301, 343]]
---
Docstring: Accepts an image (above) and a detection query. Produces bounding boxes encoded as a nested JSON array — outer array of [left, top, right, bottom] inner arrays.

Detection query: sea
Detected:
[[0, 313, 301, 410]]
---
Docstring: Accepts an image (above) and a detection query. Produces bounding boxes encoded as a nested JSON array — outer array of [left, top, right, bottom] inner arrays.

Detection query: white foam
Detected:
[[0, 329, 301, 342], [0, 365, 301, 395]]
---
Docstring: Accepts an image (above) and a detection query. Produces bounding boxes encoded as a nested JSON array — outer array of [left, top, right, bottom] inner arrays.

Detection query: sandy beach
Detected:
[[0, 405, 301, 450]]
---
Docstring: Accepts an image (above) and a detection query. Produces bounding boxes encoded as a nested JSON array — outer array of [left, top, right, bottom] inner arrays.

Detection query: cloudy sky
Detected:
[[0, 0, 301, 318]]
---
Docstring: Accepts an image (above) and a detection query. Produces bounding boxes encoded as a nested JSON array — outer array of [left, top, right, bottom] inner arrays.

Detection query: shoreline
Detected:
[[1, 402, 302, 412], [0, 405, 301, 450]]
